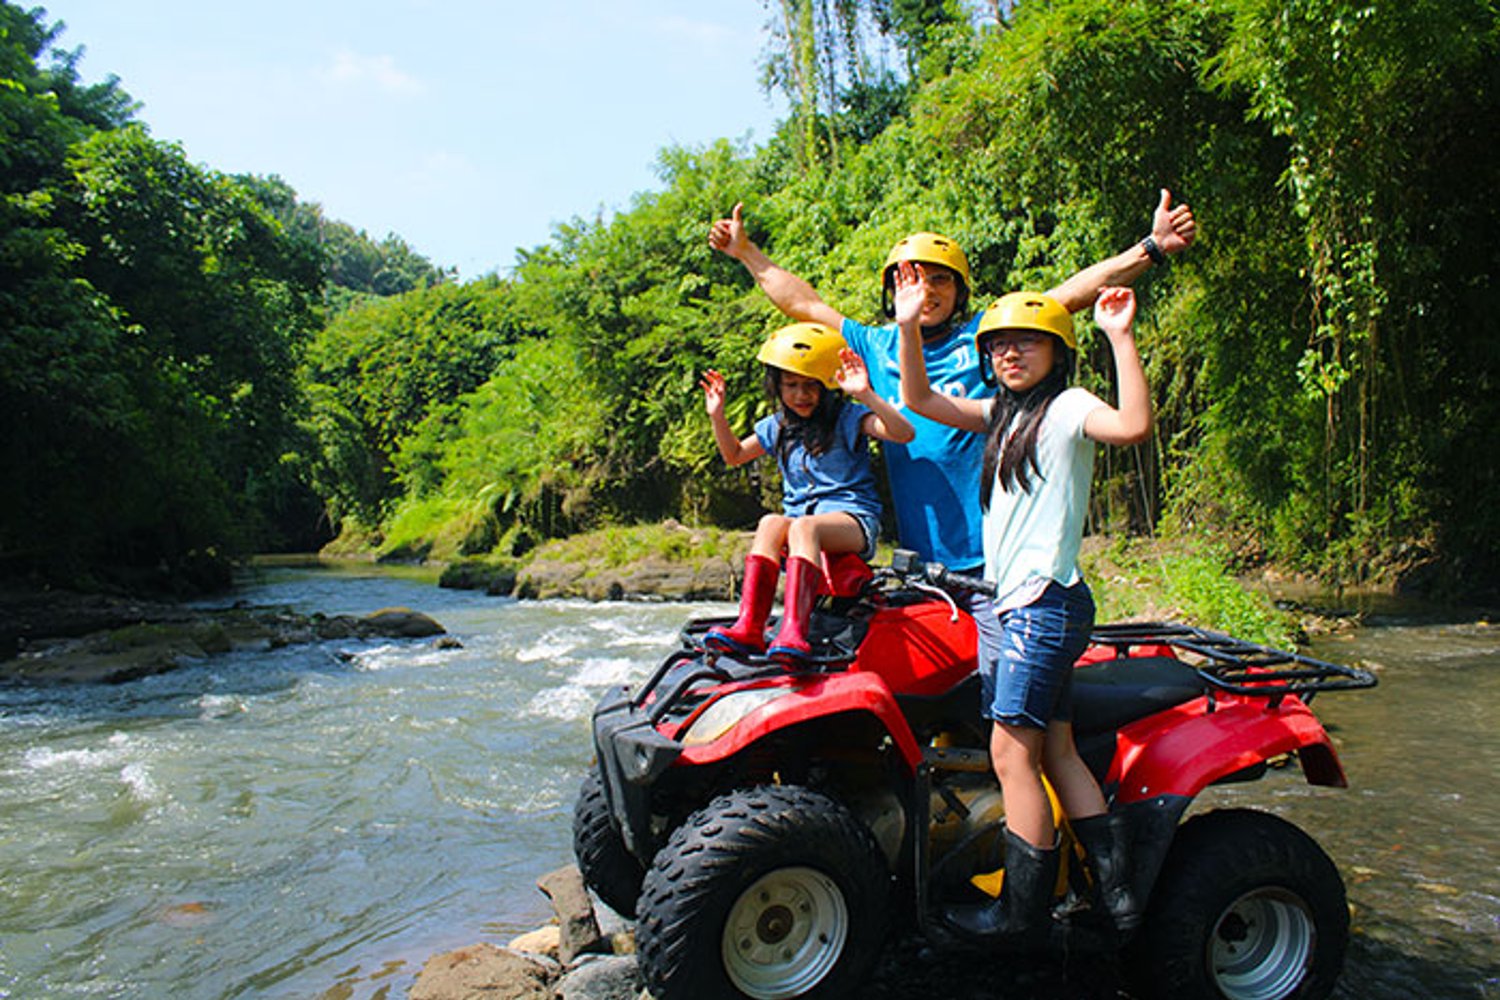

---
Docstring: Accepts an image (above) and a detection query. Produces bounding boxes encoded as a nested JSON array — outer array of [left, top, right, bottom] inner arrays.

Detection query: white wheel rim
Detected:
[[722, 866, 849, 999], [1210, 887, 1316, 1000]]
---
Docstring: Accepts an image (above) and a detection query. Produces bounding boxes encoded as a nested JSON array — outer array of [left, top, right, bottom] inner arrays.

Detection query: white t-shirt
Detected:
[[982, 387, 1105, 609]]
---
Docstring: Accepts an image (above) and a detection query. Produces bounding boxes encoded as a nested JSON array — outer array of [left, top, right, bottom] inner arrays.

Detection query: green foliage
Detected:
[[309, 0, 1498, 595], [1153, 550, 1292, 648], [1, 4, 321, 585], [8, 0, 1498, 599], [1082, 539, 1293, 648], [300, 279, 525, 528], [524, 522, 748, 572]]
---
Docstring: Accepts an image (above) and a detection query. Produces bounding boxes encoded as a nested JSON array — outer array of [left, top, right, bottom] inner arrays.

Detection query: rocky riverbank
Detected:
[[408, 863, 1128, 1000], [438, 520, 753, 602], [0, 583, 451, 684]]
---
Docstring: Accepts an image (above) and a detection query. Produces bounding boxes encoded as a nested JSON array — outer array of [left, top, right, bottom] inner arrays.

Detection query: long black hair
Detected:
[[979, 337, 1076, 507], [764, 365, 843, 463]]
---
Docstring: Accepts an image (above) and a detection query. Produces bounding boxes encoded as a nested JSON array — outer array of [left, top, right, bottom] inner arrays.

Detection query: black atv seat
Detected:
[[1071, 656, 1208, 736]]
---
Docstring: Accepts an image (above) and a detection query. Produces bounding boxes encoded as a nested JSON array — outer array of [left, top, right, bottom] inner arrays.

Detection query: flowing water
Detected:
[[0, 563, 730, 999], [0, 566, 1495, 999]]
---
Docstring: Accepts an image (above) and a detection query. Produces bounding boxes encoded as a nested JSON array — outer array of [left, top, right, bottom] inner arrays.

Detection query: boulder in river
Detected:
[[409, 943, 556, 1000], [358, 606, 446, 638]]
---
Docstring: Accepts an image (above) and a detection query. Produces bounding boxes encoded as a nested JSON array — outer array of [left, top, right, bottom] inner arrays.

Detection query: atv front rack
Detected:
[[1089, 622, 1377, 702]]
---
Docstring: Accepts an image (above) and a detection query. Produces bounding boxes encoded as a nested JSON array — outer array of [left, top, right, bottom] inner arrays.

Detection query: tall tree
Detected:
[[1, 3, 323, 585]]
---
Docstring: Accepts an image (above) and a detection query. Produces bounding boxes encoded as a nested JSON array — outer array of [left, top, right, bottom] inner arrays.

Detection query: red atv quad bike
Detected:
[[573, 550, 1376, 1000]]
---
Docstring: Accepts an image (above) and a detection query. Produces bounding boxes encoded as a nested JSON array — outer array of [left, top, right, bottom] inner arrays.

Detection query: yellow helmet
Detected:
[[976, 292, 1076, 350], [756, 322, 847, 388], [882, 232, 972, 288], [881, 232, 972, 321]]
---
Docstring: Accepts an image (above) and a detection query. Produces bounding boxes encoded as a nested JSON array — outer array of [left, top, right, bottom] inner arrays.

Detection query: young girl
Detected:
[[895, 262, 1150, 941], [702, 322, 914, 663]]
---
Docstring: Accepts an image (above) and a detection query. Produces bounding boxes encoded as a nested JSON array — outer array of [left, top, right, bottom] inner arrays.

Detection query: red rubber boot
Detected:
[[704, 553, 779, 655], [768, 555, 822, 664]]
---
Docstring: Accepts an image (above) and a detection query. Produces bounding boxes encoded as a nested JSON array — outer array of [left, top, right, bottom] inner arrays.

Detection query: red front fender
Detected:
[[1111, 694, 1348, 804], [676, 671, 923, 773]]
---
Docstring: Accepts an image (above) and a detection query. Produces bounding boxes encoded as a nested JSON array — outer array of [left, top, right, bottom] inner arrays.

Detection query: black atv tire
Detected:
[[1126, 808, 1349, 1000], [636, 784, 890, 1000], [571, 766, 646, 919]]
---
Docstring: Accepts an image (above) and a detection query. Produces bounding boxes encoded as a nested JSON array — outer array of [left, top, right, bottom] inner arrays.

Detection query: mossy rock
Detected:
[[440, 559, 518, 595]]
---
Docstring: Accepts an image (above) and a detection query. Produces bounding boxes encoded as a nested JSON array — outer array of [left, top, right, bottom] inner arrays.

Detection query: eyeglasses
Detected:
[[981, 332, 1048, 355]]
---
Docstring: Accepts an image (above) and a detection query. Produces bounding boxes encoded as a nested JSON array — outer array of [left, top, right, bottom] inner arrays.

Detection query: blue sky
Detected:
[[39, 1, 789, 279]]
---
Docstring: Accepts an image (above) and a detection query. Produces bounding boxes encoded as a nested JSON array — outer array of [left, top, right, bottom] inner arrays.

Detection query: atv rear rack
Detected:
[[1089, 622, 1377, 702]]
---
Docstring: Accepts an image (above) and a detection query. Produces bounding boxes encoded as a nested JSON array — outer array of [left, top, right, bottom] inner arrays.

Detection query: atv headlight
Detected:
[[681, 687, 789, 747]]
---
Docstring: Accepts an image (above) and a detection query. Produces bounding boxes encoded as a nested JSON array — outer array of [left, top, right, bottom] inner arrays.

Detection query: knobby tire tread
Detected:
[[1128, 808, 1349, 1000], [571, 766, 647, 919], [636, 784, 889, 1000]]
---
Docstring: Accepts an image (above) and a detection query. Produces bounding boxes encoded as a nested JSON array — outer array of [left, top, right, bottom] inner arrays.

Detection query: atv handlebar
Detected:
[[887, 549, 995, 598]]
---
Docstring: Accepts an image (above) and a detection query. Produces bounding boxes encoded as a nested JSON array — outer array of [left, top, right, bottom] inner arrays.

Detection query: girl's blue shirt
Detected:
[[754, 402, 882, 520]]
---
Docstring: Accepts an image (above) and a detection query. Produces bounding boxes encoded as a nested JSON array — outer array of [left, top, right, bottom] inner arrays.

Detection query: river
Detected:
[[0, 564, 1495, 999]]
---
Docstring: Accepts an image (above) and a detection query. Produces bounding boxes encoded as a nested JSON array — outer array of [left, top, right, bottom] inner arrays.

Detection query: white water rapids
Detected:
[[0, 562, 729, 999]]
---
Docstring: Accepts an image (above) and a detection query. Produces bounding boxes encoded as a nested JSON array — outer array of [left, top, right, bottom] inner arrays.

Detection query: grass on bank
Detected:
[[1080, 536, 1294, 648], [523, 521, 747, 571]]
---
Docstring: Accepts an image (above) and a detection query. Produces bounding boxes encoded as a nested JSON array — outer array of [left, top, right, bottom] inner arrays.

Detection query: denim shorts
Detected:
[[844, 511, 880, 562], [981, 579, 1096, 730], [955, 586, 1001, 678]]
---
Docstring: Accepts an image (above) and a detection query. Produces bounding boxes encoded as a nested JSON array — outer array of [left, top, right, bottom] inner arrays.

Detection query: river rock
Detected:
[[440, 559, 518, 596], [516, 555, 738, 602], [555, 954, 643, 1000], [537, 865, 607, 964], [359, 607, 446, 638], [507, 925, 560, 958], [409, 943, 556, 1000], [2, 602, 450, 684]]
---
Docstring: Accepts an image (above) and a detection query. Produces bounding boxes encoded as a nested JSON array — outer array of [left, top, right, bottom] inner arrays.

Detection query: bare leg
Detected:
[[784, 511, 864, 563], [990, 721, 1054, 847], [749, 513, 791, 560], [1041, 719, 1107, 820]]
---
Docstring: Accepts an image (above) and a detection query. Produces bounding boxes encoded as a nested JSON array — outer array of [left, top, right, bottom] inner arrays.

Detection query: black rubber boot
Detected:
[[1072, 812, 1142, 933], [942, 828, 1059, 946]]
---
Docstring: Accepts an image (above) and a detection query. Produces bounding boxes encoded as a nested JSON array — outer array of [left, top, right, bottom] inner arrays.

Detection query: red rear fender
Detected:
[[1112, 695, 1348, 803]]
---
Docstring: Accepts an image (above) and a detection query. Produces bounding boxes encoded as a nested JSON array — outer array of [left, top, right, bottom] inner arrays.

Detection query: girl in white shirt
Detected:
[[896, 267, 1152, 943]]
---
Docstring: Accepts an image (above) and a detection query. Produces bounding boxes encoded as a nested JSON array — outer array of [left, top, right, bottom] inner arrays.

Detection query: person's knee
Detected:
[[786, 516, 816, 547], [755, 514, 790, 545], [991, 723, 1043, 778]]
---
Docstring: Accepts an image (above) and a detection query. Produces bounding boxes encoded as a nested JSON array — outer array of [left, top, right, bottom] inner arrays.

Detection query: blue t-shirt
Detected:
[[841, 316, 988, 570], [754, 402, 881, 521]]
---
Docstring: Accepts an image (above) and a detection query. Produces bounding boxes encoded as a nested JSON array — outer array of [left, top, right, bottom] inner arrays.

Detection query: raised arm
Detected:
[[700, 369, 766, 467], [1081, 287, 1154, 446], [835, 348, 914, 444], [893, 262, 989, 434], [710, 202, 847, 330], [1046, 189, 1197, 313]]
